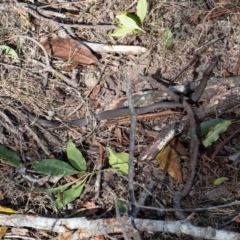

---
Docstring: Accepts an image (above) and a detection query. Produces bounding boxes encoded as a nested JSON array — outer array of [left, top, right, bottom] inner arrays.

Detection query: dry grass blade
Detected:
[[42, 38, 98, 66]]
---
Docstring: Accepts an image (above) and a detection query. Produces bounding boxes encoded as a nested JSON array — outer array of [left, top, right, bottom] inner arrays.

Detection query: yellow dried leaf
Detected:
[[12, 8, 31, 26], [0, 226, 8, 239], [156, 145, 183, 183], [0, 206, 18, 214]]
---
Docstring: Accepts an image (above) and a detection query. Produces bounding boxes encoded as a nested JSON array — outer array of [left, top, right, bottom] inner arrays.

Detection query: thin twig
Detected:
[[127, 73, 142, 240], [211, 126, 240, 161], [0, 119, 19, 136], [133, 182, 155, 217], [24, 125, 50, 155], [103, 110, 178, 127], [67, 65, 106, 118], [234, 51, 240, 75], [31, 59, 78, 88], [126, 73, 137, 214], [11, 35, 50, 67], [117, 199, 240, 213], [0, 63, 43, 79], [37, 1, 91, 9], [140, 75, 199, 220], [94, 142, 103, 198], [20, 4, 115, 29], [0, 3, 113, 29], [118, 173, 165, 209], [171, 55, 199, 82], [114, 197, 130, 240]]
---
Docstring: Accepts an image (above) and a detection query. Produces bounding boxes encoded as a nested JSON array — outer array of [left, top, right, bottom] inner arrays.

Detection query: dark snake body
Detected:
[[30, 57, 219, 130]]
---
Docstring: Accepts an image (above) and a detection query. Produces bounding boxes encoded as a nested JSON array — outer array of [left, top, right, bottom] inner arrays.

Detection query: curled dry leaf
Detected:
[[156, 144, 183, 183], [42, 38, 98, 66]]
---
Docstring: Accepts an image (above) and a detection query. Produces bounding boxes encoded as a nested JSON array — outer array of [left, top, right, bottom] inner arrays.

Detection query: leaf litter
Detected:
[[0, 0, 240, 239]]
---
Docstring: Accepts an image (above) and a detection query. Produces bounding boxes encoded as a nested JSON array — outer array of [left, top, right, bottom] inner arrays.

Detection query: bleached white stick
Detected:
[[0, 214, 239, 239], [83, 41, 147, 54]]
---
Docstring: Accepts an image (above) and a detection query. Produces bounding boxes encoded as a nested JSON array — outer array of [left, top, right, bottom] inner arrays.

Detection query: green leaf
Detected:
[[0, 145, 22, 168], [134, 29, 142, 34], [55, 181, 85, 207], [202, 120, 232, 147], [214, 177, 229, 186], [108, 148, 129, 175], [116, 15, 142, 31], [196, 119, 226, 137], [185, 119, 227, 139], [0, 45, 18, 59], [66, 141, 86, 172], [125, 13, 142, 27], [33, 159, 79, 176], [136, 0, 147, 24], [109, 26, 135, 37], [162, 27, 174, 50]]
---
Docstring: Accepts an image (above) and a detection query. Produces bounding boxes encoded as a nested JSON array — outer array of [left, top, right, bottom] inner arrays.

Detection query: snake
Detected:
[[28, 56, 219, 130]]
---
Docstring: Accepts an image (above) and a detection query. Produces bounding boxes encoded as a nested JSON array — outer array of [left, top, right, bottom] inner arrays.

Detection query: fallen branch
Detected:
[[0, 214, 239, 240]]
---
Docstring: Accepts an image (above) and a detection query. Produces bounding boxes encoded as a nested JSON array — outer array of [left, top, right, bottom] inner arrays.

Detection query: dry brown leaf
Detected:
[[42, 38, 98, 66], [46, 154, 56, 159], [170, 139, 189, 157], [224, 183, 235, 192], [78, 230, 93, 239], [82, 201, 99, 216], [235, 218, 240, 223], [95, 235, 105, 240], [215, 156, 229, 165], [115, 127, 122, 144], [58, 231, 73, 240], [234, 214, 240, 223], [156, 144, 183, 183], [82, 201, 97, 208], [90, 84, 101, 100], [0, 226, 8, 239]]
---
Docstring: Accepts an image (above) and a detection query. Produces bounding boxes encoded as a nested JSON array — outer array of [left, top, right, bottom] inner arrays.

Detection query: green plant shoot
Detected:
[[110, 0, 147, 37], [214, 177, 229, 186], [162, 27, 174, 50], [0, 145, 22, 168], [202, 120, 232, 147], [33, 141, 88, 207], [108, 147, 129, 175], [0, 45, 18, 59]]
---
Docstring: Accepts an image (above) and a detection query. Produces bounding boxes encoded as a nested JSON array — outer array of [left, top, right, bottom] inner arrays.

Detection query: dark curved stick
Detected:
[[139, 56, 219, 220], [191, 56, 219, 102]]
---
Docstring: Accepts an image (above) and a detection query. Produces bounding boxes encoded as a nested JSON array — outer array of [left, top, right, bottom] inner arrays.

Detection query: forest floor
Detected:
[[0, 0, 240, 239]]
